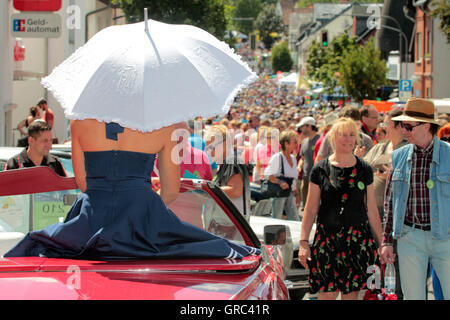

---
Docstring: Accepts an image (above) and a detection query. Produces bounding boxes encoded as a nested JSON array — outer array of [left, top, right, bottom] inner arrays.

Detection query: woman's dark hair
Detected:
[[387, 109, 403, 127], [29, 106, 38, 117]]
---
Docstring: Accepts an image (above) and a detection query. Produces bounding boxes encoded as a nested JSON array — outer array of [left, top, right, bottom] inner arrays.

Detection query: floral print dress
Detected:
[[308, 158, 379, 295]]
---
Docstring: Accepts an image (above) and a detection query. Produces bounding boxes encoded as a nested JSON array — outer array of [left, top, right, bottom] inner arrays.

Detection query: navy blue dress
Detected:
[[4, 123, 259, 260]]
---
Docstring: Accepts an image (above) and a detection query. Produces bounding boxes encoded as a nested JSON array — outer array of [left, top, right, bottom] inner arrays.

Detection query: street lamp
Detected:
[[378, 14, 411, 63], [341, 13, 411, 63], [345, 13, 411, 81], [379, 24, 409, 81]]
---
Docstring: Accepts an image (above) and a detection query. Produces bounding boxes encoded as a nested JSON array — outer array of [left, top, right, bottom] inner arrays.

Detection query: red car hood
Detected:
[[0, 255, 267, 300]]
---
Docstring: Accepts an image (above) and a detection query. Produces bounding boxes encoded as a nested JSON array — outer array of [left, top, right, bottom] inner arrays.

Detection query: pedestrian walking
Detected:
[[380, 98, 450, 300], [297, 116, 320, 211], [364, 109, 408, 299], [364, 109, 408, 219], [264, 130, 300, 221], [299, 117, 383, 300], [315, 105, 374, 164], [360, 104, 380, 145]]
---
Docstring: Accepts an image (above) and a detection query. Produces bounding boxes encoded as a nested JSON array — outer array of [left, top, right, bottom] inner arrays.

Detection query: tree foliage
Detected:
[[255, 4, 284, 50], [306, 35, 387, 102], [111, 0, 227, 39], [296, 0, 384, 8], [306, 34, 357, 94], [306, 41, 328, 81], [231, 0, 263, 35], [271, 41, 293, 73], [338, 38, 387, 103], [430, 0, 450, 44]]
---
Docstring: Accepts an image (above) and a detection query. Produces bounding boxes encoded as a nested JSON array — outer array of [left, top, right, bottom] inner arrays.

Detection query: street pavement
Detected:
[[301, 277, 435, 300]]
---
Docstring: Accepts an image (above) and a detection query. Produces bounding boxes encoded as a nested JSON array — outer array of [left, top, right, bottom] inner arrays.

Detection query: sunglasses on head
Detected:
[[400, 122, 425, 132]]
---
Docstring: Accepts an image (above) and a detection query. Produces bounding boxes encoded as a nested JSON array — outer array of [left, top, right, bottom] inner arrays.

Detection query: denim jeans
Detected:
[[397, 225, 450, 300], [430, 264, 444, 300], [271, 193, 300, 221]]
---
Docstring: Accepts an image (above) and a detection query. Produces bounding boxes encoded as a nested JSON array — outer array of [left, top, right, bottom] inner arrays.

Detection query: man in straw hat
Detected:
[[381, 98, 450, 300]]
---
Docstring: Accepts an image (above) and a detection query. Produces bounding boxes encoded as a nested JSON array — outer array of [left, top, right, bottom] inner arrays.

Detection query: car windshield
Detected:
[[169, 188, 245, 244], [58, 157, 74, 177]]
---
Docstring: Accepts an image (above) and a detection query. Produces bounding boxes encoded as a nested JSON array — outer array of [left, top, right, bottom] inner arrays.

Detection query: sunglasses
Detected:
[[401, 122, 424, 132]]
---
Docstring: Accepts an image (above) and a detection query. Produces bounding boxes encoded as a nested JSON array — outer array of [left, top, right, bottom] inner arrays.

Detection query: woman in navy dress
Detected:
[[4, 119, 259, 259]]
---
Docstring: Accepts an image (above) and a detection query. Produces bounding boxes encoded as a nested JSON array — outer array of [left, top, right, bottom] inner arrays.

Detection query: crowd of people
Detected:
[[5, 74, 450, 301], [157, 76, 450, 300]]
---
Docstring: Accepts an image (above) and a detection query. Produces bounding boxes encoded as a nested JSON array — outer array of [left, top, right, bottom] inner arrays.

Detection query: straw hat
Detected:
[[391, 98, 439, 125]]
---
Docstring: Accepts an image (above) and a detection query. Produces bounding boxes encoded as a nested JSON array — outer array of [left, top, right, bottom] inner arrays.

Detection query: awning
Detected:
[[278, 72, 298, 85], [431, 99, 450, 114], [363, 99, 396, 113], [312, 87, 323, 94]]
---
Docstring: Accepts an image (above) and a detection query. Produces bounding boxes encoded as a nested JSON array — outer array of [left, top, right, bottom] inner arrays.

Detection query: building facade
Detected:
[[412, 2, 450, 99], [1, 0, 124, 147]]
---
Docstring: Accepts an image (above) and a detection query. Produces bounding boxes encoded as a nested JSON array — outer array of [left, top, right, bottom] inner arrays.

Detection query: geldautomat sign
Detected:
[[11, 13, 61, 38]]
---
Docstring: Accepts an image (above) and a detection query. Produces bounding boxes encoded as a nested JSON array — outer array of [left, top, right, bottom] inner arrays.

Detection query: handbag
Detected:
[[260, 153, 293, 199]]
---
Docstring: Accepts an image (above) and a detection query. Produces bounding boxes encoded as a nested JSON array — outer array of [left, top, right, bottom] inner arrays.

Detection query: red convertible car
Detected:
[[0, 167, 289, 300]]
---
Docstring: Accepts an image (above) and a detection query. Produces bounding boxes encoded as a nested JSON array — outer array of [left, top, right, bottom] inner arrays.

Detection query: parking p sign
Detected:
[[400, 80, 412, 92], [399, 79, 412, 99]]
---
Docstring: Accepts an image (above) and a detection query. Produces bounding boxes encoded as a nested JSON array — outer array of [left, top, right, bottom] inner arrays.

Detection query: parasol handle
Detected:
[[144, 8, 149, 32]]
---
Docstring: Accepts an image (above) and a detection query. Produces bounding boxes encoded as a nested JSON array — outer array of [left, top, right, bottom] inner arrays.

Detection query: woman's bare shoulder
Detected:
[[71, 119, 175, 153], [71, 119, 174, 134]]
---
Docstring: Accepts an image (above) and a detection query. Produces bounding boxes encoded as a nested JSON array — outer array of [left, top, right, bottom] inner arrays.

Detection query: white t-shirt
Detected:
[[263, 152, 298, 191]]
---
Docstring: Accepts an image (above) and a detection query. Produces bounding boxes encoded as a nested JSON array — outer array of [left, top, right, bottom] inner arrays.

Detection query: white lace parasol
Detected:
[[42, 15, 257, 132]]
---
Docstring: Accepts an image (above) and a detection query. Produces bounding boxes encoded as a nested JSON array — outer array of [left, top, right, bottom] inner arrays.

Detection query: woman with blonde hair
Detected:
[[298, 117, 383, 300]]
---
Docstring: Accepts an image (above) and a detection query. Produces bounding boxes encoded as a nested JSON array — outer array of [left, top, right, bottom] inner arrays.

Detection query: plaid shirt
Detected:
[[382, 140, 434, 245]]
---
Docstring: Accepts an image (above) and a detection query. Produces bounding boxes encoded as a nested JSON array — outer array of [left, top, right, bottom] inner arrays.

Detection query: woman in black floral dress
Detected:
[[298, 118, 383, 300]]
